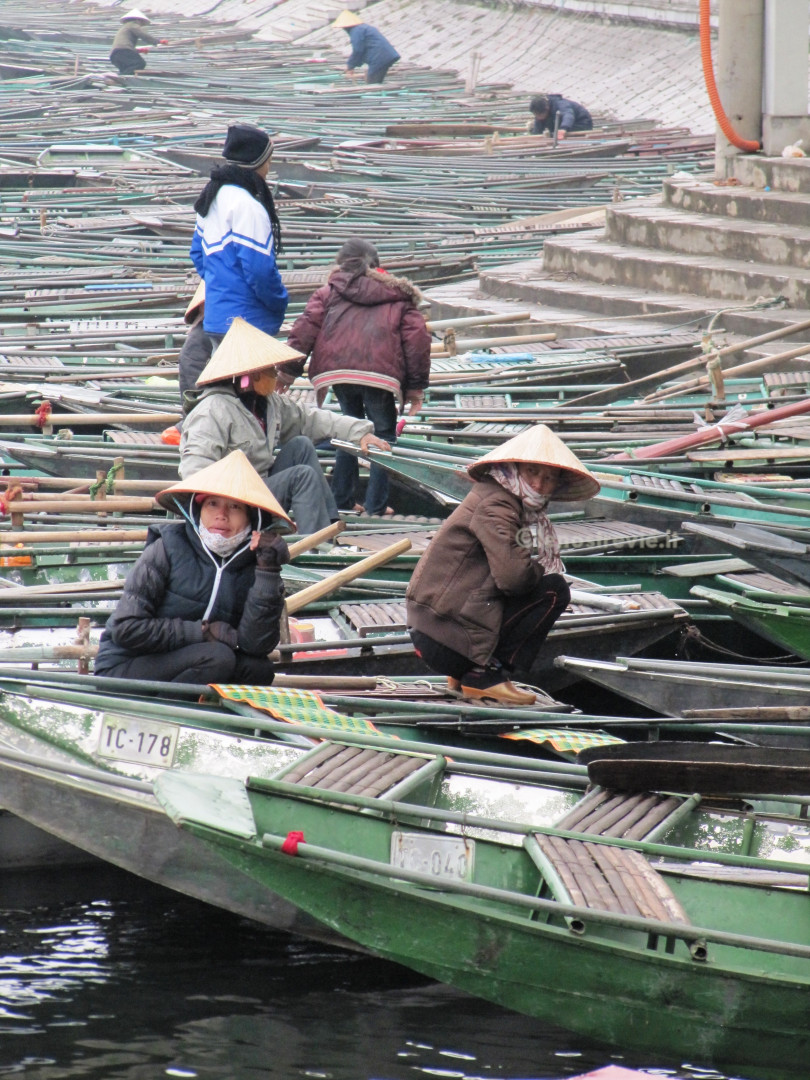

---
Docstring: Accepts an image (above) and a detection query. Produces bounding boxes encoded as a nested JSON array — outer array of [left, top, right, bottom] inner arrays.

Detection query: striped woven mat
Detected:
[[211, 684, 381, 735], [501, 728, 624, 753]]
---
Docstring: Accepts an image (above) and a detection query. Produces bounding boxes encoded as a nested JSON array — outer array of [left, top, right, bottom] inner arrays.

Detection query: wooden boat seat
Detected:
[[272, 740, 441, 799], [523, 786, 691, 924], [529, 832, 690, 924], [337, 601, 408, 637], [104, 430, 164, 445], [554, 787, 684, 841]]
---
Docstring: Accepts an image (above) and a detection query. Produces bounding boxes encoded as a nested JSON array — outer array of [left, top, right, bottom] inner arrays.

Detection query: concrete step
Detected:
[[425, 275, 698, 339], [606, 198, 810, 269], [540, 231, 810, 308], [663, 178, 810, 228], [735, 155, 810, 195]]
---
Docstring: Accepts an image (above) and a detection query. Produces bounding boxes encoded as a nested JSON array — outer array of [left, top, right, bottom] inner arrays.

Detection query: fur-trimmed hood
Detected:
[[327, 267, 426, 309]]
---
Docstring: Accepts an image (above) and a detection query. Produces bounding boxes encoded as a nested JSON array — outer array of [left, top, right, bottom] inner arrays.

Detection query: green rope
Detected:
[[89, 462, 124, 498]]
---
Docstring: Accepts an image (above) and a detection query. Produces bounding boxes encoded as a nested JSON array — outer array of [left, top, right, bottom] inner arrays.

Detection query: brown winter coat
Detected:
[[406, 476, 547, 666], [286, 268, 431, 402]]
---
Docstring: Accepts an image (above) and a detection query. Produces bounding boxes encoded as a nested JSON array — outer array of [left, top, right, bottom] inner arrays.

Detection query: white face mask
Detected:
[[198, 522, 251, 557]]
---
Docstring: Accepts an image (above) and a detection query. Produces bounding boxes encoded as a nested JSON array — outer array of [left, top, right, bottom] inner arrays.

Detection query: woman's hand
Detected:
[[402, 389, 423, 414], [202, 621, 238, 649], [360, 433, 391, 453], [250, 530, 291, 569]]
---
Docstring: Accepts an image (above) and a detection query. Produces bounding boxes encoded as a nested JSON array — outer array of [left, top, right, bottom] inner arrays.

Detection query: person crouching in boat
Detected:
[[179, 316, 390, 536], [406, 424, 600, 706], [94, 449, 292, 686]]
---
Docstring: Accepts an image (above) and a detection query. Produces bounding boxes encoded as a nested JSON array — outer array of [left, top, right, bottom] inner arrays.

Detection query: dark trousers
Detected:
[[331, 385, 397, 515], [410, 574, 570, 679], [267, 435, 338, 535], [109, 47, 146, 74], [97, 641, 276, 686], [367, 60, 397, 83], [178, 323, 215, 400]]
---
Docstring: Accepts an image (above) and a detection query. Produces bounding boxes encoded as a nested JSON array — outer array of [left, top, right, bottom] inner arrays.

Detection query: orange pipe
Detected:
[[700, 0, 761, 152]]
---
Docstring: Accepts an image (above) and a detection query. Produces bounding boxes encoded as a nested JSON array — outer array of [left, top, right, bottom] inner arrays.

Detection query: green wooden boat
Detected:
[[691, 584, 810, 661], [154, 757, 810, 1080]]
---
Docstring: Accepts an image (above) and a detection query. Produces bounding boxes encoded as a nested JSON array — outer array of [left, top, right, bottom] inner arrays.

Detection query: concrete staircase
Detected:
[[425, 155, 810, 355]]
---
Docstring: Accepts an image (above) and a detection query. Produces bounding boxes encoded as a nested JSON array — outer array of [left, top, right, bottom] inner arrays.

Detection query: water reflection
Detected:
[[0, 866, 749, 1080]]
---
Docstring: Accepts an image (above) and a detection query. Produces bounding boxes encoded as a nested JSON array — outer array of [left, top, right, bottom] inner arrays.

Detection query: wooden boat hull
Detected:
[[157, 771, 810, 1080]]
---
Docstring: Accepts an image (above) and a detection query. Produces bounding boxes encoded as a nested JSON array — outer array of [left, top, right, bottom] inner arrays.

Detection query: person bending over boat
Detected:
[[406, 424, 600, 706], [286, 238, 431, 517], [94, 450, 291, 686], [191, 123, 288, 343], [179, 317, 391, 535], [334, 9, 400, 84], [109, 10, 167, 76], [528, 94, 593, 139]]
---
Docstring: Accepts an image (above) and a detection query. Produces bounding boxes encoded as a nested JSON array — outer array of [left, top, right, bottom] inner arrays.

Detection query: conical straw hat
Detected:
[[157, 449, 294, 533], [120, 9, 151, 21], [468, 423, 600, 501], [196, 317, 305, 386], [333, 9, 363, 27], [183, 280, 205, 324]]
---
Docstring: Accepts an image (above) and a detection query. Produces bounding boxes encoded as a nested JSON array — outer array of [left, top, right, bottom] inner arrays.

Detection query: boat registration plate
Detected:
[[96, 713, 179, 768], [390, 832, 475, 882]]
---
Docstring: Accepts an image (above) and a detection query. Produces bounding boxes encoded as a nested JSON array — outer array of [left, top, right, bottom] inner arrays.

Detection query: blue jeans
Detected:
[[330, 385, 397, 516]]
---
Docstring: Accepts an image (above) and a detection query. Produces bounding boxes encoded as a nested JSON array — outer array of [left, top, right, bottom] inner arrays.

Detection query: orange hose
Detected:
[[700, 0, 761, 152]]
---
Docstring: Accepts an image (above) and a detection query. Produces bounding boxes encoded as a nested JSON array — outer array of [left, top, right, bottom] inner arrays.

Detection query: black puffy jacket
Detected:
[[94, 520, 284, 673]]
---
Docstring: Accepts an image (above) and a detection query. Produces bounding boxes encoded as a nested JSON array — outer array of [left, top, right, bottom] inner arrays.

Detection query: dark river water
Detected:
[[0, 865, 748, 1080]]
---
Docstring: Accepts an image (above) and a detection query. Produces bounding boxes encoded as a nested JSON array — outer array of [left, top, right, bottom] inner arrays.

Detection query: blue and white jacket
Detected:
[[190, 184, 288, 336]]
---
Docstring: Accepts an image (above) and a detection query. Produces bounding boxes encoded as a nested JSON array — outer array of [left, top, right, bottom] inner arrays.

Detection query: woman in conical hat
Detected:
[[109, 9, 167, 76], [406, 424, 600, 705], [180, 317, 392, 536], [94, 450, 292, 687]]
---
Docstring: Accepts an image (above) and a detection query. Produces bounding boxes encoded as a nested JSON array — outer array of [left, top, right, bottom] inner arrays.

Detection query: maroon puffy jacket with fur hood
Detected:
[[286, 267, 431, 401]]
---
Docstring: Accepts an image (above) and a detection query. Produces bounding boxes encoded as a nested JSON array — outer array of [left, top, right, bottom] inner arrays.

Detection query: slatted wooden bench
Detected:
[[273, 741, 443, 800], [337, 601, 408, 637], [524, 787, 691, 926]]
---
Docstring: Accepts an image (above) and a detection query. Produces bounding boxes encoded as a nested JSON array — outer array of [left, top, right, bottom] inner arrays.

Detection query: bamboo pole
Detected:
[[0, 580, 124, 600], [645, 340, 810, 403], [567, 316, 810, 408], [0, 529, 148, 544], [0, 412, 180, 427], [431, 331, 556, 355], [426, 312, 532, 331], [5, 496, 157, 514], [8, 476, 167, 493], [0, 521, 347, 551], [285, 539, 412, 615], [272, 674, 379, 690]]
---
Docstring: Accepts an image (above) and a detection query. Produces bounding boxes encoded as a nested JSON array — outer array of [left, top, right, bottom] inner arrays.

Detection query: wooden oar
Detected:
[[285, 538, 412, 615], [287, 520, 345, 558]]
